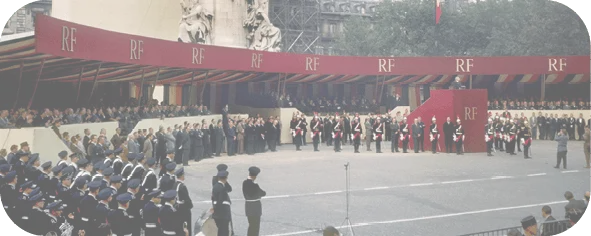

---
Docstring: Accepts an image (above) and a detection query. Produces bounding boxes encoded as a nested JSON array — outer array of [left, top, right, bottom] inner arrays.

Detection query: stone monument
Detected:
[[243, 0, 282, 52], [178, 0, 214, 44]]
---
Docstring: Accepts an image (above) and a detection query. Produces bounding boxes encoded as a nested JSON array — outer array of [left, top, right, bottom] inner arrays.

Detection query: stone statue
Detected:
[[243, 0, 282, 52], [178, 0, 214, 44]]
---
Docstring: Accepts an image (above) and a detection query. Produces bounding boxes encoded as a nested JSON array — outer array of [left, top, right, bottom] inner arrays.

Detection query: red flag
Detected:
[[435, 0, 442, 24]]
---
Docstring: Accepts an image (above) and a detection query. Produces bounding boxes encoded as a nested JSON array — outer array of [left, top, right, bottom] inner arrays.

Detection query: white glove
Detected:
[[430, 134, 434, 142], [350, 134, 353, 140], [311, 133, 314, 139], [462, 135, 465, 141], [521, 138, 525, 145], [485, 135, 490, 142], [400, 134, 404, 141]]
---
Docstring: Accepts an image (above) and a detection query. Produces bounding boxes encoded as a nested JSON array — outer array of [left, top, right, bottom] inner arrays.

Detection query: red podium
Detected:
[[405, 89, 488, 153]]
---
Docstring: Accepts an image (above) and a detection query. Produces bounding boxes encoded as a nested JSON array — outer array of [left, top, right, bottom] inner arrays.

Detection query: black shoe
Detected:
[[487, 153, 493, 156], [554, 166, 559, 169]]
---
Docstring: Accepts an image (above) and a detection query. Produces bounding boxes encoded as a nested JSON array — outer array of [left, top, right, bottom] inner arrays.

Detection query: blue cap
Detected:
[[16, 151, 29, 158], [216, 164, 228, 171], [127, 153, 136, 161], [45, 200, 65, 211], [21, 181, 35, 189], [127, 179, 141, 189], [69, 153, 78, 159], [104, 150, 114, 156], [113, 148, 123, 155], [28, 153, 39, 165], [58, 151, 68, 158], [76, 158, 89, 166], [61, 166, 74, 176], [42, 161, 52, 170], [167, 149, 175, 154], [29, 192, 44, 203], [136, 153, 145, 162], [75, 178, 88, 188], [103, 167, 114, 176], [162, 190, 177, 201], [248, 166, 260, 177], [146, 189, 162, 199], [217, 170, 229, 177], [146, 158, 156, 166], [93, 162, 103, 171], [88, 181, 102, 190], [97, 188, 114, 200], [52, 165, 63, 174], [116, 193, 133, 203], [110, 175, 123, 183], [5, 171, 16, 181], [0, 164, 10, 172], [166, 162, 177, 171], [175, 168, 184, 177]]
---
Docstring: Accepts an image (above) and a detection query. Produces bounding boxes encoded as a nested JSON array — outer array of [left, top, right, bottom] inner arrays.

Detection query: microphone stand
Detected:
[[340, 162, 356, 236]]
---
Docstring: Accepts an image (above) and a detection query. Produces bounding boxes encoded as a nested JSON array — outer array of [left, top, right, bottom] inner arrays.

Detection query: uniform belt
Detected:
[[21, 216, 29, 220], [3, 206, 8, 209], [81, 217, 89, 221], [49, 195, 56, 199], [245, 199, 261, 202], [145, 223, 157, 228], [163, 231, 176, 235], [129, 215, 135, 219], [213, 201, 231, 205], [177, 200, 185, 204]]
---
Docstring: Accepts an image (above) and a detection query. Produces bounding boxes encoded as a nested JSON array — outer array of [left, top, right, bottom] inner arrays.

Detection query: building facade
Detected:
[[2, 0, 52, 36]]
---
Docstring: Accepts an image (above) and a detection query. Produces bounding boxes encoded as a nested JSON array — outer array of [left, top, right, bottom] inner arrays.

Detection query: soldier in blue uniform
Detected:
[[45, 200, 67, 235], [101, 167, 114, 190], [160, 150, 175, 177], [73, 158, 92, 187], [142, 190, 162, 236], [16, 181, 37, 221], [175, 168, 193, 236], [92, 162, 104, 181], [48, 164, 64, 200], [95, 188, 114, 233], [14, 151, 29, 186], [108, 175, 124, 210], [70, 177, 88, 236], [121, 153, 136, 183], [159, 190, 186, 236], [212, 170, 232, 236], [26, 153, 43, 183], [22, 190, 53, 235], [126, 179, 143, 236], [0, 164, 10, 185], [159, 162, 177, 192], [1, 171, 19, 222], [243, 167, 266, 236], [129, 153, 146, 182], [76, 181, 102, 235], [112, 150, 125, 176], [142, 158, 158, 195], [57, 168, 74, 225], [108, 193, 134, 236], [38, 161, 54, 202]]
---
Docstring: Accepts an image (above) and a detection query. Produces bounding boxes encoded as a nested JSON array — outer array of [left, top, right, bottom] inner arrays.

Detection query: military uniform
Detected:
[[333, 119, 343, 152], [494, 119, 505, 151], [159, 190, 184, 236], [243, 167, 266, 236], [364, 120, 372, 151], [373, 119, 384, 153], [352, 118, 363, 153], [390, 120, 400, 153], [142, 190, 162, 236], [174, 168, 193, 236], [159, 162, 177, 192], [400, 121, 410, 153], [310, 117, 322, 152], [108, 193, 134, 236], [95, 188, 114, 233], [430, 120, 439, 154], [291, 118, 304, 151], [508, 122, 518, 155], [485, 122, 495, 156], [212, 171, 232, 236], [522, 126, 532, 159], [454, 122, 464, 155]]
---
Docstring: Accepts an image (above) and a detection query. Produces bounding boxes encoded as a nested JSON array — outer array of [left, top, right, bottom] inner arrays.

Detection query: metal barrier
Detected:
[[458, 219, 571, 236]]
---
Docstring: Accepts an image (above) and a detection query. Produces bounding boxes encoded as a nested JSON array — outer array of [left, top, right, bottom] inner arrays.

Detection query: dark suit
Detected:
[[227, 127, 236, 156], [443, 122, 455, 153], [91, 144, 106, 165], [174, 131, 183, 164], [156, 132, 167, 163], [412, 123, 421, 153], [180, 131, 191, 165], [243, 179, 266, 236], [540, 215, 565, 236], [564, 199, 586, 221]]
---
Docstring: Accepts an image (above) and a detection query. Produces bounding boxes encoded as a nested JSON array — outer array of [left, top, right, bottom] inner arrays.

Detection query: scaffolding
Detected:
[[269, 0, 321, 54]]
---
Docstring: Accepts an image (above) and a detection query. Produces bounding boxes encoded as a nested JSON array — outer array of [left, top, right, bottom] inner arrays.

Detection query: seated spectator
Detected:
[[564, 191, 586, 225], [540, 205, 566, 236]]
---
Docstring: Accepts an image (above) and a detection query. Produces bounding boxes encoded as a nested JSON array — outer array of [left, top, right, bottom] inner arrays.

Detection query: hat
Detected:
[[88, 181, 102, 190], [29, 192, 44, 203], [146, 158, 156, 166], [110, 175, 123, 183], [431, 116, 436, 121], [146, 190, 162, 199], [113, 148, 123, 155], [162, 190, 177, 201], [69, 153, 78, 159], [127, 153, 137, 161], [0, 164, 10, 172], [103, 167, 114, 176], [61, 166, 74, 176], [58, 151, 68, 158], [74, 178, 88, 188], [520, 215, 537, 229], [45, 200, 65, 211], [217, 170, 229, 178], [216, 164, 228, 171], [93, 162, 103, 171], [127, 179, 141, 189], [248, 166, 261, 177], [5, 171, 16, 181], [97, 188, 114, 201], [104, 150, 114, 156], [21, 142, 29, 147], [28, 154, 39, 165], [456, 117, 461, 123], [16, 151, 29, 158], [175, 168, 184, 177], [52, 165, 63, 175], [116, 193, 133, 204], [136, 153, 145, 162], [76, 158, 89, 166], [167, 150, 175, 155], [166, 162, 177, 171], [40, 161, 52, 170], [21, 181, 35, 190], [488, 118, 493, 122]]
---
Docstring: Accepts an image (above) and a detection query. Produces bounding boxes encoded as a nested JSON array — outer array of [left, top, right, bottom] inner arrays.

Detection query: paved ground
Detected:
[[182, 140, 590, 236]]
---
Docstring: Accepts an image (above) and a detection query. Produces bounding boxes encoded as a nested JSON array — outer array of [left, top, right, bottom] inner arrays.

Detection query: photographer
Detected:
[[554, 129, 569, 169]]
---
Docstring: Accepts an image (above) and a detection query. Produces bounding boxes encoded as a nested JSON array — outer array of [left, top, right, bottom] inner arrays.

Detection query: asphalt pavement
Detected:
[[182, 140, 590, 236]]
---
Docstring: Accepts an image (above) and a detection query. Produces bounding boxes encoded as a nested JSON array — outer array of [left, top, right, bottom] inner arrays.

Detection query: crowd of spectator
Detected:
[[0, 105, 212, 134], [507, 190, 588, 236], [488, 98, 591, 110]]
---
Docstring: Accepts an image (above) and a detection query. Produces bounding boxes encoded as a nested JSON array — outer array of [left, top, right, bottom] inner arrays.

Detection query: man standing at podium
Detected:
[[451, 77, 463, 89]]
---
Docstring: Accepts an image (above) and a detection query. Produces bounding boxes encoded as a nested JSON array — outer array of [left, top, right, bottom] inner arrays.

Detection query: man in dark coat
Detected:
[[242, 167, 266, 236], [181, 127, 191, 166], [264, 118, 277, 152], [227, 121, 237, 156], [443, 117, 455, 153], [202, 121, 212, 158], [174, 127, 184, 164], [212, 170, 232, 236], [156, 127, 167, 165], [215, 122, 225, 157]]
